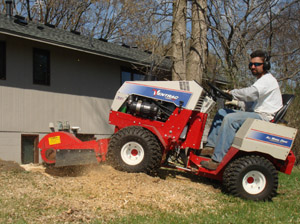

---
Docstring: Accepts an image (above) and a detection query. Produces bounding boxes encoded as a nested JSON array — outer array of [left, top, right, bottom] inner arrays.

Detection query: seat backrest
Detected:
[[271, 94, 295, 123]]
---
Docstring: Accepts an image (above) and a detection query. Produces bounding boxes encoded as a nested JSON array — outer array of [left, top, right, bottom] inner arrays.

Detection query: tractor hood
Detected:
[[111, 80, 213, 112]]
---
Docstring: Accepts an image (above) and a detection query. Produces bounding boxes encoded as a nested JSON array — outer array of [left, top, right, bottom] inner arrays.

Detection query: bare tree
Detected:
[[267, 2, 300, 84], [3, 0, 159, 45], [207, 0, 299, 87], [172, 0, 187, 80], [171, 0, 208, 82], [186, 0, 207, 84]]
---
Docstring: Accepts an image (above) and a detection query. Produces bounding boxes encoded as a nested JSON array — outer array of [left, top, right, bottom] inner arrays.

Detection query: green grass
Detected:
[[107, 166, 300, 224]]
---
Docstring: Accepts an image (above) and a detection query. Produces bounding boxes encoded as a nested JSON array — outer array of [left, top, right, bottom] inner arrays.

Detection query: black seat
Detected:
[[271, 94, 295, 124]]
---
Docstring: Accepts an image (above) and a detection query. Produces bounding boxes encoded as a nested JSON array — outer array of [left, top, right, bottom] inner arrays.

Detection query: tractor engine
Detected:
[[125, 95, 176, 122]]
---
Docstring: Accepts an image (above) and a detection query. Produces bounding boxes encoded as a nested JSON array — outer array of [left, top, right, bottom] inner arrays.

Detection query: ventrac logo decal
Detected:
[[153, 89, 179, 101]]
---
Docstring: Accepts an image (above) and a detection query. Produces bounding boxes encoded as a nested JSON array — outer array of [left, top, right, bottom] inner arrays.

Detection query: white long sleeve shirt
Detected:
[[230, 73, 283, 121]]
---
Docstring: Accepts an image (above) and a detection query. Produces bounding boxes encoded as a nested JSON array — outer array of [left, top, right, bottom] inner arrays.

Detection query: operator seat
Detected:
[[271, 94, 295, 124]]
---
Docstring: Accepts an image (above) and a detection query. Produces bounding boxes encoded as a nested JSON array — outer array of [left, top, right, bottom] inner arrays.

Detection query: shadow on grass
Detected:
[[156, 167, 223, 191]]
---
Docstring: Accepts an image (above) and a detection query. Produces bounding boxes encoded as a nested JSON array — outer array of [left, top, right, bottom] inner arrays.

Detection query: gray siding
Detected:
[[0, 86, 115, 134], [0, 133, 21, 162]]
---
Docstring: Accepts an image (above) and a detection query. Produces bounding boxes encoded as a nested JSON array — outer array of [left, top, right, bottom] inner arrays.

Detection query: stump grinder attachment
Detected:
[[38, 131, 109, 167]]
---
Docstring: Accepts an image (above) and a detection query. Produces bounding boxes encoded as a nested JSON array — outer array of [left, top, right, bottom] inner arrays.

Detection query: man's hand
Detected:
[[225, 99, 239, 106], [223, 89, 231, 94]]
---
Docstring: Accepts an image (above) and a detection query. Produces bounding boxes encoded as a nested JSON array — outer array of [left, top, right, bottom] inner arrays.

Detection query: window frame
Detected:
[[33, 48, 50, 86]]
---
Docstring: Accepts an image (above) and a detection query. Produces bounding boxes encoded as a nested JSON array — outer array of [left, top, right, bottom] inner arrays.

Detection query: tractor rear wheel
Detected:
[[223, 155, 278, 201], [107, 126, 162, 174]]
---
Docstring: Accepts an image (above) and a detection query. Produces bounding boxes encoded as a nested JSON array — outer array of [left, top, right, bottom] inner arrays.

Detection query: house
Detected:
[[0, 11, 171, 164]]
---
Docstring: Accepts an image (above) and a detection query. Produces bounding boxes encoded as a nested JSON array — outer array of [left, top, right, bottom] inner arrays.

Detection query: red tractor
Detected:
[[39, 81, 297, 201]]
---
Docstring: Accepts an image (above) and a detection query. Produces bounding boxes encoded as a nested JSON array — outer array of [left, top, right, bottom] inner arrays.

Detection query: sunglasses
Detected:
[[249, 62, 263, 67]]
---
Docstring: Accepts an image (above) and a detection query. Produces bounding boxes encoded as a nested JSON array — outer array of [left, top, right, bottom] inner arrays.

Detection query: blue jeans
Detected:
[[206, 109, 262, 163]]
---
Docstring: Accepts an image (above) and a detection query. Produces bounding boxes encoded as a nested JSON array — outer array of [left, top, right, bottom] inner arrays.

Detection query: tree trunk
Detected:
[[186, 0, 207, 84], [172, 0, 187, 81]]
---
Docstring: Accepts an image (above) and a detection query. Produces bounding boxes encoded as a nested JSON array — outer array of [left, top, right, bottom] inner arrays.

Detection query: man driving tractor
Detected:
[[201, 50, 283, 170]]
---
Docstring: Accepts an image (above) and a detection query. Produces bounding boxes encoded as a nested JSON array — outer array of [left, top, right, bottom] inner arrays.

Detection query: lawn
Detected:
[[109, 166, 300, 224]]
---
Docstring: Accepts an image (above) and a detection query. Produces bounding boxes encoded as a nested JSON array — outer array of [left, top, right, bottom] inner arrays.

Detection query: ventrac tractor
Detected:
[[38, 81, 297, 201]]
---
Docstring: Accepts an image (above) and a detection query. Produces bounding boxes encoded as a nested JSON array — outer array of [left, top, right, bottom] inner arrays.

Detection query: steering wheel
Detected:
[[207, 82, 233, 101]]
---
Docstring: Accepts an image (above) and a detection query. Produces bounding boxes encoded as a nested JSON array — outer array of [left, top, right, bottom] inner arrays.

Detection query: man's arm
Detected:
[[230, 86, 259, 102]]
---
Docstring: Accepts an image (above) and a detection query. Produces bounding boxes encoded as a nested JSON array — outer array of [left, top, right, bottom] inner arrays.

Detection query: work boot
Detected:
[[200, 159, 220, 171], [200, 147, 214, 157]]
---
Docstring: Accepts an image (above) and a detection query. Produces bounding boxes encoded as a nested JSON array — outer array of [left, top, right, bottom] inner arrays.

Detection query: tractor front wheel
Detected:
[[223, 155, 278, 201], [107, 126, 162, 174]]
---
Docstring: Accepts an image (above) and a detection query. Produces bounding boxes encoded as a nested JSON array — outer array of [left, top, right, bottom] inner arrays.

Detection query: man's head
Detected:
[[249, 50, 270, 78]]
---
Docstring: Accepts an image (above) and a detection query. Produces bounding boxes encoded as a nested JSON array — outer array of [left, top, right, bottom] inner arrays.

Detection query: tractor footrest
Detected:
[[55, 149, 98, 167]]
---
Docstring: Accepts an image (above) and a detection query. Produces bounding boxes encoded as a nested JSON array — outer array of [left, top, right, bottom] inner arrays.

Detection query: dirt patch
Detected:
[[0, 159, 25, 172], [0, 161, 221, 223]]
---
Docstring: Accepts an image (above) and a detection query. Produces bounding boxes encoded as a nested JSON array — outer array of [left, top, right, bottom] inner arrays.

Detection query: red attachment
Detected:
[[38, 132, 109, 165]]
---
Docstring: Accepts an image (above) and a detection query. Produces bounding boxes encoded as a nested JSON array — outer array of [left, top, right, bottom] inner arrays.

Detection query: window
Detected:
[[121, 71, 131, 84], [33, 48, 50, 85], [0, 41, 6, 80], [121, 69, 145, 84], [121, 68, 155, 85]]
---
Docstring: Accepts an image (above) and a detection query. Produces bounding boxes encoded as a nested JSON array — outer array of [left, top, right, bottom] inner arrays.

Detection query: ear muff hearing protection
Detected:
[[263, 51, 271, 71]]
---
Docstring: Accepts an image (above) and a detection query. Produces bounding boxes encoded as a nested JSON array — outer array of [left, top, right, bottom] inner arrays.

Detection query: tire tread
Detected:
[[223, 155, 278, 201], [107, 126, 162, 174]]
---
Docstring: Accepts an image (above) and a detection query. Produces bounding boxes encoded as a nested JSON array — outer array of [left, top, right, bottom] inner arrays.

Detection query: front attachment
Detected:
[[38, 132, 109, 167]]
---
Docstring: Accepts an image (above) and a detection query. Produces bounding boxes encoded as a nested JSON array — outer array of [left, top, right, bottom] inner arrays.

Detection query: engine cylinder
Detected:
[[128, 100, 158, 118]]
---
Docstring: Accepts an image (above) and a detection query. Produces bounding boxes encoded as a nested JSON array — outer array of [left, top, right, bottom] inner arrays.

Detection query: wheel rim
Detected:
[[120, 141, 144, 165], [242, 170, 266, 195]]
